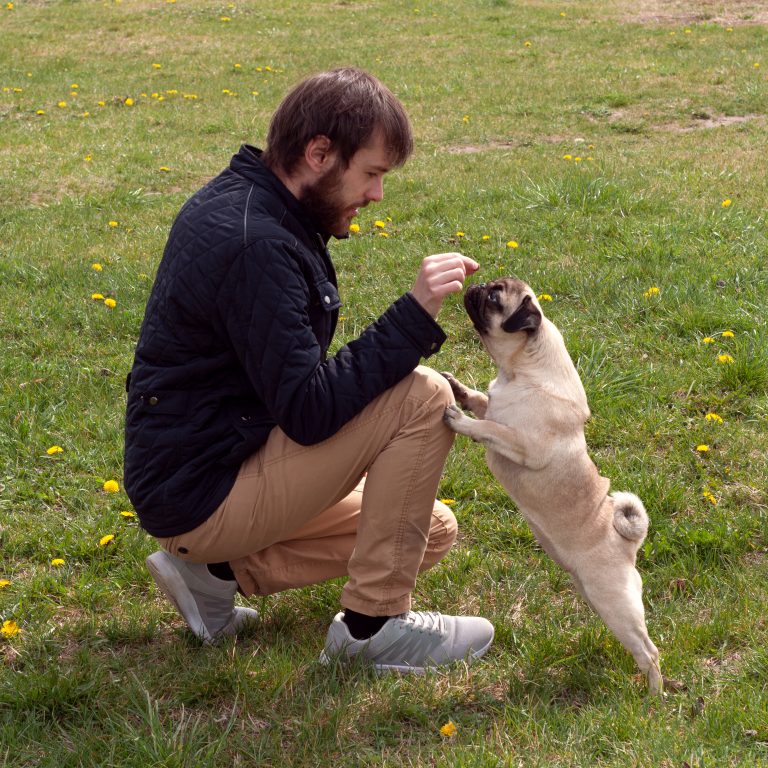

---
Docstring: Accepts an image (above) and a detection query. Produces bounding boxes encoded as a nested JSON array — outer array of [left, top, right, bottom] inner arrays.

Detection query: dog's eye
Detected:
[[488, 289, 501, 306]]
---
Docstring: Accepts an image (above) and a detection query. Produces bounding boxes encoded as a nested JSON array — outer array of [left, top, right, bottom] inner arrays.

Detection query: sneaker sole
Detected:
[[318, 633, 494, 674], [146, 551, 213, 643]]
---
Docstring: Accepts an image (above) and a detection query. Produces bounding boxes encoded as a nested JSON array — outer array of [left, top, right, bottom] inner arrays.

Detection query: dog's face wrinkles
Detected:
[[464, 278, 543, 363]]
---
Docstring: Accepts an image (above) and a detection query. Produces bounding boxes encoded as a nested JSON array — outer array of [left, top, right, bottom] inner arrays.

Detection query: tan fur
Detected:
[[444, 278, 662, 694]]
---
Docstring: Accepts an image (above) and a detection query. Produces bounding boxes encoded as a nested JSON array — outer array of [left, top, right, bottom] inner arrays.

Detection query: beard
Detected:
[[298, 161, 355, 238]]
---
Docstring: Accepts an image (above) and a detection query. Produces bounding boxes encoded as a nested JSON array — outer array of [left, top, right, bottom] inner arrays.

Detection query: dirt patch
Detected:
[[628, 0, 768, 25], [445, 135, 578, 154], [657, 113, 765, 132]]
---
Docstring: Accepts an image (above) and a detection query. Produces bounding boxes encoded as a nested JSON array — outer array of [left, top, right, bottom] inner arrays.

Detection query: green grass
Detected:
[[2, 0, 768, 765]]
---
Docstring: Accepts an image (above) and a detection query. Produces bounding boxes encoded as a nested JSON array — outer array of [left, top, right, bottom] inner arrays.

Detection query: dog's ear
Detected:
[[501, 295, 542, 334]]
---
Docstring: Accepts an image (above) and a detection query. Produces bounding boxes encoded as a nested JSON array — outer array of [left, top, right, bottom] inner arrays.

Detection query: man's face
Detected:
[[299, 133, 392, 238]]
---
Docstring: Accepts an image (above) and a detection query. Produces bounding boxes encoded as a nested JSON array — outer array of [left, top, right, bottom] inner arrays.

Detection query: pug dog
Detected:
[[443, 278, 661, 694]]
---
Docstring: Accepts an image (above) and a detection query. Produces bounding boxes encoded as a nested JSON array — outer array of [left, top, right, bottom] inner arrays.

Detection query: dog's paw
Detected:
[[441, 372, 469, 406], [443, 403, 464, 428]]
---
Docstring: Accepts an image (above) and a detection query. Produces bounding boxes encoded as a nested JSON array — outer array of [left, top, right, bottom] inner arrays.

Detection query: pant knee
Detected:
[[422, 500, 458, 569], [412, 365, 454, 411]]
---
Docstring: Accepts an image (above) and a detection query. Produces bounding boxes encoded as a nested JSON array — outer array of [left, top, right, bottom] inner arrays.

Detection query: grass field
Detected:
[[1, 0, 767, 765]]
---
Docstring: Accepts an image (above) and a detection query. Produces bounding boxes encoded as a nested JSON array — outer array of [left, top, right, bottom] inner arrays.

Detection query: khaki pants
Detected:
[[156, 366, 457, 616]]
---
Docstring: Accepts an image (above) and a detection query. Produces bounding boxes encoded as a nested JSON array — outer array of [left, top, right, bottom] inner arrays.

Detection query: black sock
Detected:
[[207, 561, 236, 582], [342, 609, 392, 640]]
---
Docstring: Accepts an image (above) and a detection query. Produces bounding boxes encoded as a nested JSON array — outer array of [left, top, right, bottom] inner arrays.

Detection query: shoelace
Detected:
[[397, 611, 446, 636]]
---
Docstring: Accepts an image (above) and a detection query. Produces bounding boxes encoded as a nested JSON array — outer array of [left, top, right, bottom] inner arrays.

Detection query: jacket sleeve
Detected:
[[217, 239, 447, 445]]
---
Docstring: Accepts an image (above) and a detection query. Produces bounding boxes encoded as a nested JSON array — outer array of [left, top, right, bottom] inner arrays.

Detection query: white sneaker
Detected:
[[319, 611, 494, 673], [146, 550, 258, 644]]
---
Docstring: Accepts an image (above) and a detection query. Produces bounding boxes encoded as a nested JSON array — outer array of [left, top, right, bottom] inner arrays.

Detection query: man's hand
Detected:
[[410, 252, 480, 318]]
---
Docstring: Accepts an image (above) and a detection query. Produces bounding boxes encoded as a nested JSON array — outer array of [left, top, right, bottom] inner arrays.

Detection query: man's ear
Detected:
[[304, 135, 334, 173], [501, 296, 542, 333]]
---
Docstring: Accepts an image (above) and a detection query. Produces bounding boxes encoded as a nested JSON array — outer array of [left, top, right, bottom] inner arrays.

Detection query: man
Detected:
[[124, 67, 494, 672]]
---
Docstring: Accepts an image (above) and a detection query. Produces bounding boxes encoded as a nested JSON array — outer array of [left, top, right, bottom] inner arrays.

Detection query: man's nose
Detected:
[[367, 177, 384, 202]]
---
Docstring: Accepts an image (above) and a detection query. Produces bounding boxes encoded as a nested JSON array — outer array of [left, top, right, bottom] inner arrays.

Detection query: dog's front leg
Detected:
[[441, 372, 489, 418], [443, 405, 547, 469]]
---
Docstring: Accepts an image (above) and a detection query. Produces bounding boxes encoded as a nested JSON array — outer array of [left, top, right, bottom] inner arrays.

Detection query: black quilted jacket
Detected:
[[124, 145, 447, 537]]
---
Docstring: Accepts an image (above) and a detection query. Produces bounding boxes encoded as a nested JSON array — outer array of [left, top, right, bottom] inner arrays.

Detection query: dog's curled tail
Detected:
[[611, 491, 649, 542]]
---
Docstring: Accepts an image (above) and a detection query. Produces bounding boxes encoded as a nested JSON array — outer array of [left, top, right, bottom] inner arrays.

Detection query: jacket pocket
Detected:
[[130, 390, 192, 416], [313, 279, 341, 312]]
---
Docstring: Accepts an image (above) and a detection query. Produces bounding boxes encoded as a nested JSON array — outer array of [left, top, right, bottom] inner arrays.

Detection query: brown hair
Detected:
[[262, 68, 413, 176]]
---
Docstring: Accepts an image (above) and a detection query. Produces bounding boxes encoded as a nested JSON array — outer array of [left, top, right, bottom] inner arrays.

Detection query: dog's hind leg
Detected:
[[441, 372, 489, 418], [574, 562, 662, 695]]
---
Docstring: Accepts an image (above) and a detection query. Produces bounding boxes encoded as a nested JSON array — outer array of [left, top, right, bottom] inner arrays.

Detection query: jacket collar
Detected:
[[229, 145, 336, 247]]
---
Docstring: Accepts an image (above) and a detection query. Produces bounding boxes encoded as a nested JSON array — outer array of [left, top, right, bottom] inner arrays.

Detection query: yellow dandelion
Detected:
[[120, 510, 136, 518], [482, 235, 490, 241], [348, 223, 360, 233], [6, 2, 14, 9], [721, 199, 732, 208], [108, 220, 118, 228], [82, 111, 90, 118], [152, 63, 162, 69], [439, 499, 457, 505], [721, 330, 734, 338], [462, 115, 470, 123], [574, 156, 582, 163], [58, 101, 67, 108], [103, 480, 120, 493], [220, 16, 231, 22], [440, 721, 458, 738], [643, 286, 660, 299], [234, 63, 242, 69], [456, 231, 465, 238], [507, 240, 519, 248], [717, 354, 734, 364], [46, 445, 64, 455], [159, 166, 170, 172], [754, 63, 761, 69], [702, 336, 714, 344], [84, 154, 92, 162], [702, 490, 718, 505], [51, 558, 65, 567], [705, 412, 723, 423], [524, 40, 532, 47], [0, 580, 10, 589], [91, 293, 105, 301], [36, 109, 45, 115], [98, 100, 106, 107], [124, 97, 134, 106], [91, 262, 103, 271], [1, 620, 20, 639], [563, 154, 572, 160], [378, 232, 390, 238], [104, 298, 117, 309], [538, 294, 553, 301], [696, 444, 710, 453], [99, 534, 115, 547], [374, 220, 386, 229]]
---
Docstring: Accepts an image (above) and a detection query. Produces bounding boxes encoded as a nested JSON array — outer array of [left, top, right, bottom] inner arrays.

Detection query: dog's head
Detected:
[[463, 277, 543, 363]]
